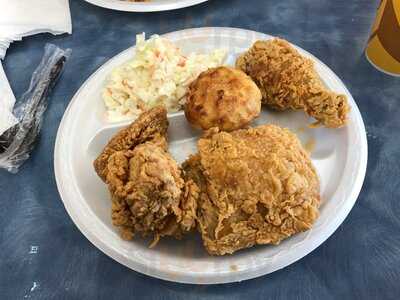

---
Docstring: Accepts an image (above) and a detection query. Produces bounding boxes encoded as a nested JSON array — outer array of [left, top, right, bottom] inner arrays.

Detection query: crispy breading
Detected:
[[183, 125, 320, 255], [107, 142, 198, 245], [94, 107, 198, 245], [94, 106, 169, 182], [236, 38, 349, 128], [185, 66, 261, 131]]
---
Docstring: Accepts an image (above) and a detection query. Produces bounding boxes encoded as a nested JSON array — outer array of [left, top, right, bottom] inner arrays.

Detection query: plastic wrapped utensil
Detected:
[[0, 44, 71, 173]]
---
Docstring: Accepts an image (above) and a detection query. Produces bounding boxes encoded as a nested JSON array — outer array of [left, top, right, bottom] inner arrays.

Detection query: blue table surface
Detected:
[[1, 0, 399, 299]]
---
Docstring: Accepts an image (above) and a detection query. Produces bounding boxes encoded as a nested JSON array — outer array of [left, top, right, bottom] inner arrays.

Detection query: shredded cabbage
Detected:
[[103, 33, 226, 122]]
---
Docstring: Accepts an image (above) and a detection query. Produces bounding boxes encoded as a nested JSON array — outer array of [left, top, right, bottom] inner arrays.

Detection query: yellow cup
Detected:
[[366, 0, 400, 76]]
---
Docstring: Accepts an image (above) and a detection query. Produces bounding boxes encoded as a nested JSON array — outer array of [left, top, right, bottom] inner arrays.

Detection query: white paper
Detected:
[[0, 0, 72, 37], [0, 61, 17, 135], [0, 0, 72, 59], [0, 0, 72, 133]]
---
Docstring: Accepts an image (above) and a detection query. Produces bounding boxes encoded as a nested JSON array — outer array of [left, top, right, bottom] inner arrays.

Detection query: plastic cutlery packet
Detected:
[[0, 44, 71, 173]]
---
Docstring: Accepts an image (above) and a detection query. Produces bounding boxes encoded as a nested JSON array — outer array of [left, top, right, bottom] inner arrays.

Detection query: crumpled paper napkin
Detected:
[[0, 0, 72, 58], [0, 0, 72, 135], [0, 62, 18, 135]]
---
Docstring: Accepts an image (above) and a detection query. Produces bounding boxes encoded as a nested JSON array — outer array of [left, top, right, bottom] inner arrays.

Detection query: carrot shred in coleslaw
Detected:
[[103, 33, 227, 122]]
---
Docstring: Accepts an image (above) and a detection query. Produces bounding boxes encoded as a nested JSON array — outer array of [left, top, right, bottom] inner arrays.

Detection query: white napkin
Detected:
[[0, 61, 18, 135], [0, 0, 71, 135], [0, 0, 72, 59]]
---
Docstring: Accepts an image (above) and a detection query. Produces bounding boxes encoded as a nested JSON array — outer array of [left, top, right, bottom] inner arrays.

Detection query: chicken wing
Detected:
[[94, 106, 198, 246], [94, 106, 168, 182]]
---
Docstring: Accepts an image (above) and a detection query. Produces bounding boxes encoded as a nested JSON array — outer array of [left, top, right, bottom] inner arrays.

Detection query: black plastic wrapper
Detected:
[[0, 44, 71, 173]]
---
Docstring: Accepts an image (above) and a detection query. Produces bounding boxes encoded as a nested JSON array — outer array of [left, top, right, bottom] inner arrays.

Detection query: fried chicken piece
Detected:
[[185, 66, 261, 131], [236, 38, 350, 128], [183, 125, 320, 255], [107, 142, 198, 245], [94, 107, 198, 245], [94, 106, 168, 182]]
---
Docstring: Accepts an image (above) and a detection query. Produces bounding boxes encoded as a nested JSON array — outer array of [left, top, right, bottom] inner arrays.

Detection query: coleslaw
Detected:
[[103, 33, 227, 122]]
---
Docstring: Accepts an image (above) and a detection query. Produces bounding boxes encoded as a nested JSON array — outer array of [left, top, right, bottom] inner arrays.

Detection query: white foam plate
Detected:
[[84, 0, 208, 12], [55, 27, 368, 284]]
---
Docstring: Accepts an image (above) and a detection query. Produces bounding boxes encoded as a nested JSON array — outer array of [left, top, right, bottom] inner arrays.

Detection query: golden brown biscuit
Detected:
[[185, 66, 262, 131]]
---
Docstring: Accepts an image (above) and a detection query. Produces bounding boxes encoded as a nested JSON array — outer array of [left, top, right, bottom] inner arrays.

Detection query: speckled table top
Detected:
[[1, 0, 399, 299]]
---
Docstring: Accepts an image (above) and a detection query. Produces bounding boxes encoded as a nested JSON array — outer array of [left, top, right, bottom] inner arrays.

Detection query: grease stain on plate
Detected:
[[230, 265, 238, 271], [304, 138, 316, 153]]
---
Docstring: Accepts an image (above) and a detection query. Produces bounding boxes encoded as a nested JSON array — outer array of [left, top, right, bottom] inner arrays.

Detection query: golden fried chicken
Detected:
[[236, 38, 350, 128], [183, 125, 320, 255], [185, 66, 261, 131], [94, 106, 198, 245], [94, 106, 168, 181]]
